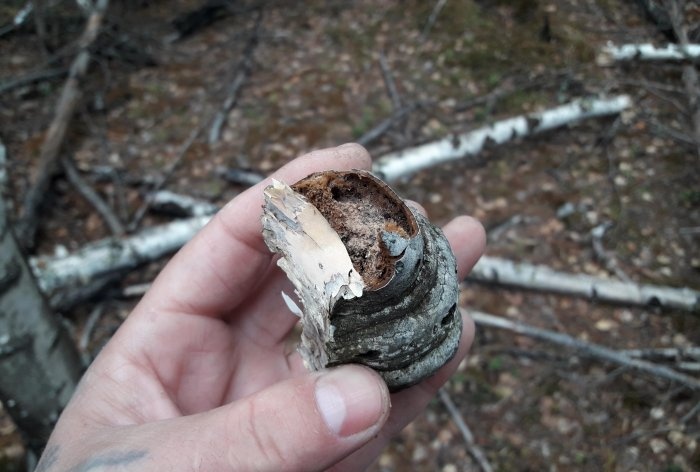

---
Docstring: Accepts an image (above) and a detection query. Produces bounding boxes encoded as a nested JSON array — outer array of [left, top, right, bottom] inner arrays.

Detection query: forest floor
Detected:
[[1, 1, 700, 471]]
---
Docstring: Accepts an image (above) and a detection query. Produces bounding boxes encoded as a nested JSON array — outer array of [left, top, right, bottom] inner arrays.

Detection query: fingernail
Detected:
[[315, 365, 387, 437]]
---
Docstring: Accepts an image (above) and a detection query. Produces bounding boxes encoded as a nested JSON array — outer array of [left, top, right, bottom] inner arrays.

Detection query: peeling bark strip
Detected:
[[598, 42, 700, 63], [471, 256, 700, 312], [0, 198, 81, 451], [261, 170, 461, 391], [373, 95, 632, 181]]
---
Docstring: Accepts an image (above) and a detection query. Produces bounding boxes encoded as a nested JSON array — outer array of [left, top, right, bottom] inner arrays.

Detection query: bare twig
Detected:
[[0, 67, 69, 96], [62, 157, 124, 236], [79, 303, 105, 353], [622, 346, 700, 360], [17, 0, 110, 248], [422, 0, 448, 37], [0, 1, 34, 38], [357, 104, 417, 147], [128, 124, 202, 231], [438, 388, 494, 472], [208, 9, 262, 145], [591, 222, 632, 283], [0, 139, 7, 194], [470, 310, 700, 391], [379, 51, 402, 111], [666, 0, 700, 157]]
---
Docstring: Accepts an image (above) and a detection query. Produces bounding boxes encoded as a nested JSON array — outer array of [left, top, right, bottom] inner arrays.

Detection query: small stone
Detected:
[[595, 319, 617, 331], [441, 464, 458, 472], [412, 445, 428, 462], [649, 438, 668, 454], [650, 407, 665, 420]]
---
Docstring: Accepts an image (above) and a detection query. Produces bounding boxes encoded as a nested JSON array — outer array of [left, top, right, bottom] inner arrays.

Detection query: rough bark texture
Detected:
[[262, 170, 461, 391], [0, 198, 82, 451]]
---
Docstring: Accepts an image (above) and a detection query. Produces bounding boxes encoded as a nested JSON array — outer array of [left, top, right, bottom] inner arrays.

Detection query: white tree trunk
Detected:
[[373, 95, 632, 182], [471, 256, 699, 312]]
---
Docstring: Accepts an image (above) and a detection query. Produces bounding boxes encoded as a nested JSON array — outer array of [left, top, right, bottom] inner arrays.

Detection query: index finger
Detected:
[[141, 144, 372, 317]]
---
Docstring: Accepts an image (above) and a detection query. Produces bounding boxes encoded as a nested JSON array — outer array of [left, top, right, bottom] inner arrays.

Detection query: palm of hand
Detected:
[[40, 145, 485, 472]]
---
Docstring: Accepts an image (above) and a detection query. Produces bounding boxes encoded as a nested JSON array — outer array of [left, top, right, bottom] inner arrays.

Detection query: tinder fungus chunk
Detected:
[[261, 170, 460, 391]]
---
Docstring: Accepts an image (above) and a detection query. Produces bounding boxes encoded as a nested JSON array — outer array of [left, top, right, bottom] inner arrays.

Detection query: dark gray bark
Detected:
[[0, 198, 82, 451]]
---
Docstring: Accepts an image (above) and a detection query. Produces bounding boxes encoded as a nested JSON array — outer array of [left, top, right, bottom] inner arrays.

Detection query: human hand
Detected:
[[36, 144, 486, 472]]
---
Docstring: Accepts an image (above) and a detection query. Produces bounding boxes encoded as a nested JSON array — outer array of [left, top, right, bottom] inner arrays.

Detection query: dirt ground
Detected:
[[1, 1, 699, 471]]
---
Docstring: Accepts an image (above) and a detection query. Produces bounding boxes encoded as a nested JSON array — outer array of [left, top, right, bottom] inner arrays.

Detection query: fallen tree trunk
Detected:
[[0, 197, 82, 451], [30, 210, 700, 313], [373, 95, 632, 182], [470, 310, 700, 391], [471, 256, 699, 312], [31, 215, 211, 296], [598, 42, 700, 63]]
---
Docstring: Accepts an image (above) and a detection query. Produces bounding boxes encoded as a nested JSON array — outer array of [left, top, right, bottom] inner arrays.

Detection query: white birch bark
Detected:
[[373, 95, 632, 182], [598, 42, 700, 64], [31, 215, 211, 295], [471, 256, 699, 312]]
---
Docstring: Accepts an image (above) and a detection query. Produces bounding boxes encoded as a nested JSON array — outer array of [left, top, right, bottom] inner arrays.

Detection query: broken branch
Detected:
[[438, 388, 494, 472], [31, 215, 211, 296], [373, 95, 632, 181], [471, 256, 700, 312], [470, 310, 700, 391], [17, 0, 110, 247], [598, 42, 700, 63]]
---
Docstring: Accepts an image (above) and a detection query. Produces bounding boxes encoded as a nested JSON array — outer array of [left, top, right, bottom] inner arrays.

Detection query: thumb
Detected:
[[147, 365, 390, 471]]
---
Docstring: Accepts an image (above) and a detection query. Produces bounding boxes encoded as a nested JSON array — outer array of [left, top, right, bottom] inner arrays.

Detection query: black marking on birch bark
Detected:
[[261, 170, 461, 391]]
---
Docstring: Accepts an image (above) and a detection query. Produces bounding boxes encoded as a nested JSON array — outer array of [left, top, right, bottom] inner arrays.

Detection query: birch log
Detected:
[[31, 215, 210, 296], [30, 213, 700, 313], [471, 256, 699, 312], [373, 95, 632, 182], [0, 197, 82, 450], [598, 42, 700, 64]]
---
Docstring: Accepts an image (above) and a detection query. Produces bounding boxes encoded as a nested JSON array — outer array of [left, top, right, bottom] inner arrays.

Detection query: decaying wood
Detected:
[[17, 0, 110, 247], [0, 197, 82, 451], [373, 95, 632, 181], [438, 388, 494, 472], [471, 256, 700, 312], [261, 171, 461, 391], [470, 310, 700, 391], [598, 42, 700, 63]]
